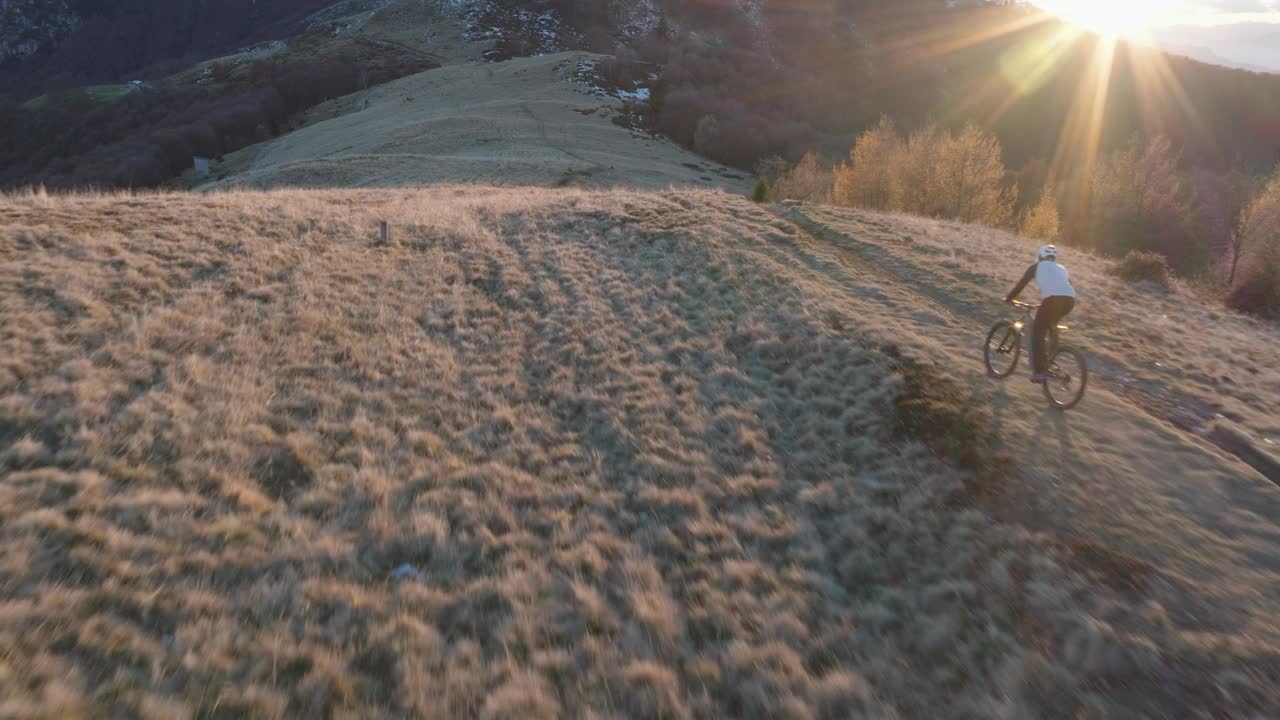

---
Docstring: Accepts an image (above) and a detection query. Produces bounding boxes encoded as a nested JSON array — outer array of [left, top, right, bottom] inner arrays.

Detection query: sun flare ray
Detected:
[[1034, 0, 1172, 39]]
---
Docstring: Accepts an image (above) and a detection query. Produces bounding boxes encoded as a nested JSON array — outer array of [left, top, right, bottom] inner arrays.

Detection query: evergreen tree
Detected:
[[752, 176, 771, 203]]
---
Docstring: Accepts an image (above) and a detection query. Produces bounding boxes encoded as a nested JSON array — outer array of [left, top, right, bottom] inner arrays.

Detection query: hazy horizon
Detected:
[[1151, 21, 1280, 71], [1034, 0, 1280, 27], [1027, 1, 1279, 70]]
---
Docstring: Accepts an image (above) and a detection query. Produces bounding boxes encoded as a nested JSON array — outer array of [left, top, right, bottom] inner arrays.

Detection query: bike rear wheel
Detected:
[[1043, 346, 1088, 410], [984, 320, 1022, 378]]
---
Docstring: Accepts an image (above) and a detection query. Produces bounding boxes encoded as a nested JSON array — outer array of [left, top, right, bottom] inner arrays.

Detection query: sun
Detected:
[[1034, 0, 1169, 39]]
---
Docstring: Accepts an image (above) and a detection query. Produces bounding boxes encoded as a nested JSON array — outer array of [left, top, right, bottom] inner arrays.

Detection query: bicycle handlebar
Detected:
[[1008, 299, 1038, 310]]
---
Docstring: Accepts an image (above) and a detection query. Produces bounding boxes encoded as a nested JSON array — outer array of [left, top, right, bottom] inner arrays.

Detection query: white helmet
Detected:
[[1038, 245, 1058, 262]]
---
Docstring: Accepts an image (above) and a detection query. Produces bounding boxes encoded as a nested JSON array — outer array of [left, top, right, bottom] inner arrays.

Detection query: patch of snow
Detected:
[[572, 56, 655, 105], [390, 564, 425, 581], [460, 0, 579, 60], [617, 87, 650, 102]]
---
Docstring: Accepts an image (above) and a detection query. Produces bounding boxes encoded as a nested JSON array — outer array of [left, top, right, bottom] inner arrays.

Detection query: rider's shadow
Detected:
[[1032, 407, 1078, 482], [967, 380, 1013, 445], [990, 383, 1011, 440]]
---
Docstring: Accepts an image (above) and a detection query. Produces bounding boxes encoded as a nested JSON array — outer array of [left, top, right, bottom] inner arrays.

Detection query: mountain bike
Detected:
[[984, 300, 1088, 410]]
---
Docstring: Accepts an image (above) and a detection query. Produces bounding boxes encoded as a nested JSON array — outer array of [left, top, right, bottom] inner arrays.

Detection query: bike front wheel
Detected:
[[1043, 346, 1088, 410], [984, 320, 1022, 379]]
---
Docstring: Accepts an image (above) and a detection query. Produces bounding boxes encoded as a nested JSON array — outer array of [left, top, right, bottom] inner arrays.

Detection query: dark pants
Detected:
[[1033, 296, 1075, 374]]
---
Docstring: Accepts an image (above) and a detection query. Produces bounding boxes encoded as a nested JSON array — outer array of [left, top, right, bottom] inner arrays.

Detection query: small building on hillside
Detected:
[[193, 156, 211, 179]]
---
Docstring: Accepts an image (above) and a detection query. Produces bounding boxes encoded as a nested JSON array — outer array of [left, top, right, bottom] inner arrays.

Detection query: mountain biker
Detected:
[[1005, 245, 1076, 384]]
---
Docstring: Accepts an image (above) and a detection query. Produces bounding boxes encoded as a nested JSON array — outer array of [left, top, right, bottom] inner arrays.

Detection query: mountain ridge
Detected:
[[1152, 21, 1280, 73]]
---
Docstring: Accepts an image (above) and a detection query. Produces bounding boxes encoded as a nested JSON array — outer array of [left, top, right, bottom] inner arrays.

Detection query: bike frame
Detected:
[[988, 299, 1087, 409], [1008, 300, 1062, 365]]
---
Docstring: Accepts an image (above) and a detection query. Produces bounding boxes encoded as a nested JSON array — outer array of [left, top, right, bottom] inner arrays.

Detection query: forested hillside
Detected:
[[0, 0, 338, 95], [0, 0, 445, 190], [8, 1, 1280, 186], [622, 1, 1280, 174]]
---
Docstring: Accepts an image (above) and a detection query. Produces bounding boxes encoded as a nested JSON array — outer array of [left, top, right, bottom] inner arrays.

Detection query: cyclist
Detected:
[[1005, 245, 1076, 384]]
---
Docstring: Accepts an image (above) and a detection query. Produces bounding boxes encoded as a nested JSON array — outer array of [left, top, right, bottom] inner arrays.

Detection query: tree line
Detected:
[[762, 119, 1280, 317], [633, 2, 1280, 175]]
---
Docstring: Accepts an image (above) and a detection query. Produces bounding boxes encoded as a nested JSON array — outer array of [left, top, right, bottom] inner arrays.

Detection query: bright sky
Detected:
[[1034, 0, 1280, 29]]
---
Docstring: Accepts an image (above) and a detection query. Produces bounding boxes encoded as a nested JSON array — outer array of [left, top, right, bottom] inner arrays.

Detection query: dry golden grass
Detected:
[[1, 186, 1275, 718], [773, 199, 1280, 708]]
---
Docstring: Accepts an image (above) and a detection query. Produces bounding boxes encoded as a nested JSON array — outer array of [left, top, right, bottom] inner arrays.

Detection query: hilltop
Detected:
[[201, 52, 749, 191]]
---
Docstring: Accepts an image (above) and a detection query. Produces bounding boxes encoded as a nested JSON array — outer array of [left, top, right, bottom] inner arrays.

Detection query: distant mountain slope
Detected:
[[1154, 41, 1275, 74], [0, 0, 339, 95], [1153, 23, 1280, 73], [205, 51, 750, 191], [7, 0, 1280, 193]]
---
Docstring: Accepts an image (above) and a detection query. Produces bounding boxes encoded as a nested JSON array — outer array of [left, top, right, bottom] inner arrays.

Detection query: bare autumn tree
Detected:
[[1021, 183, 1061, 241], [1086, 141, 1145, 255], [1081, 135, 1205, 270], [931, 123, 1015, 226], [890, 124, 944, 216], [1139, 136, 1204, 269], [1194, 168, 1262, 286], [773, 151, 832, 202], [827, 119, 1014, 227], [1228, 167, 1280, 315], [831, 115, 901, 210], [692, 114, 720, 157], [754, 155, 792, 186]]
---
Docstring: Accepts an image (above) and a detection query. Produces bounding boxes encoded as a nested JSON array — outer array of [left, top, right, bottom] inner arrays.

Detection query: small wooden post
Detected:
[[379, 221, 390, 246]]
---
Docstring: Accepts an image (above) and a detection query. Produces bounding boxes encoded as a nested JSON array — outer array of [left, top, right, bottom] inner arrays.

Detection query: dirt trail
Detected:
[[769, 201, 1280, 651]]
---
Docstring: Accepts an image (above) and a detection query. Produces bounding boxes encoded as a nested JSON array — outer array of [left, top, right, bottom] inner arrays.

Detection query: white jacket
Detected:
[[1007, 260, 1076, 301]]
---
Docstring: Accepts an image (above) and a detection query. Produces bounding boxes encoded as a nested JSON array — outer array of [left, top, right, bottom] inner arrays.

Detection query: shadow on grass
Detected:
[[884, 345, 1014, 501], [1036, 406, 1079, 484], [964, 378, 1012, 443]]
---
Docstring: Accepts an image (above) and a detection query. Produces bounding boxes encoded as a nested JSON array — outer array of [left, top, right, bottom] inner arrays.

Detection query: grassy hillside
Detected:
[[1, 186, 1276, 717], [778, 202, 1280, 471], [19, 84, 133, 111], [202, 52, 747, 191], [1, 0, 521, 191], [771, 202, 1280, 678]]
